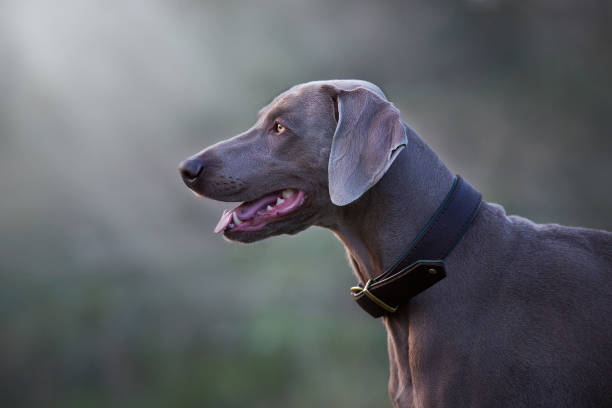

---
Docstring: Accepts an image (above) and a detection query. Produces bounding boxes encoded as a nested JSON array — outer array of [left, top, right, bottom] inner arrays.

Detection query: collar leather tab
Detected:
[[350, 176, 482, 318]]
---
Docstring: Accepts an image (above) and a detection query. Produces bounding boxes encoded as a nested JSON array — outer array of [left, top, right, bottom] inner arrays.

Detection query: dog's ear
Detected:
[[327, 87, 407, 206]]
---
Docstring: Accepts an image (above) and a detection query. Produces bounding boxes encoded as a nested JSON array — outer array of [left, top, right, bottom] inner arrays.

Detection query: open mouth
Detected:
[[214, 189, 307, 234]]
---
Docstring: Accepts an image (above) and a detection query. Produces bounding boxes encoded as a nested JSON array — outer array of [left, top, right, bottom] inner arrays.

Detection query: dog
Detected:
[[179, 80, 612, 407]]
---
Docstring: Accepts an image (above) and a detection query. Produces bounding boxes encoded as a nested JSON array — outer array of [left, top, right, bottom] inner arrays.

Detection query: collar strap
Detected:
[[350, 175, 482, 318]]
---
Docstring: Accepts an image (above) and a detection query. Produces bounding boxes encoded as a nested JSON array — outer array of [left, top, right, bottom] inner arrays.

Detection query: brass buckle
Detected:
[[350, 279, 398, 313]]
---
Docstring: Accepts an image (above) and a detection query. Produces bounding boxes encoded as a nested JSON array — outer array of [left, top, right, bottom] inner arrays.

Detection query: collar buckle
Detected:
[[350, 280, 398, 314]]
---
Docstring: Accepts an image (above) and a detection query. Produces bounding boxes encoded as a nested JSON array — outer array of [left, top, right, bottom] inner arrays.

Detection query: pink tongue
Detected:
[[213, 192, 278, 234], [235, 193, 278, 219], [214, 209, 233, 234], [213, 190, 305, 234]]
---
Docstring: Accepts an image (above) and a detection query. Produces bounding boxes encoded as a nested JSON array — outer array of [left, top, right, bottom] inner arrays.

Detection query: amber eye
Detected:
[[273, 122, 286, 134]]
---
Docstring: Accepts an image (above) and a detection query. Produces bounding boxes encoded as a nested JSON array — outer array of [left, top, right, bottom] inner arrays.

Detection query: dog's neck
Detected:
[[331, 124, 455, 284], [329, 125, 455, 404]]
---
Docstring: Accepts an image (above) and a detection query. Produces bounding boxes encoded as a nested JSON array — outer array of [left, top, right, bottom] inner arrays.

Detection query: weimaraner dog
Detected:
[[179, 80, 612, 407]]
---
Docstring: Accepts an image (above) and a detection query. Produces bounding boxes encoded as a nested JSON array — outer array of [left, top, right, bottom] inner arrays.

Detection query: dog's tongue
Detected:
[[214, 209, 233, 234], [213, 192, 280, 234], [235, 194, 278, 219]]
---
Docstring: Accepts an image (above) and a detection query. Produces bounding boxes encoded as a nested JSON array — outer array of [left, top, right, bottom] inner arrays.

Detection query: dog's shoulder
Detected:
[[508, 212, 612, 272], [481, 201, 611, 269], [469, 202, 612, 299]]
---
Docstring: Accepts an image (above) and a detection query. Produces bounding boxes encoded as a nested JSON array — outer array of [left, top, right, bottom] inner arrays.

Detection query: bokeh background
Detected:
[[1, 0, 611, 407]]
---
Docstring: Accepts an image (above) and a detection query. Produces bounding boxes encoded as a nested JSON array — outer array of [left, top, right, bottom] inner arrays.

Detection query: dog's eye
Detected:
[[273, 122, 286, 134]]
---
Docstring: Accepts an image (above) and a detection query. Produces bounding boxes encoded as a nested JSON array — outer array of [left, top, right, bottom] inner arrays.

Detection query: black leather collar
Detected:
[[350, 175, 482, 318]]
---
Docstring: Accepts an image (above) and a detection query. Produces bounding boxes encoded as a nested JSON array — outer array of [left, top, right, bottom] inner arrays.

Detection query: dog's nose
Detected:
[[179, 157, 204, 181]]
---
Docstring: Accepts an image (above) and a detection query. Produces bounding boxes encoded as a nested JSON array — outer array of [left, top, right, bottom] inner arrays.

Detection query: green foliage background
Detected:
[[1, 1, 611, 406]]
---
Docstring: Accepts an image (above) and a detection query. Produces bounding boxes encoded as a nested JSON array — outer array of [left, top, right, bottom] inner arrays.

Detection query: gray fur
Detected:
[[180, 80, 612, 407], [329, 87, 407, 206]]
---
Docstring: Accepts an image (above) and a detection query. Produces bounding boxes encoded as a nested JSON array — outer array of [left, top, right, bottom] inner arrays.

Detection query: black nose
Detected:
[[179, 157, 204, 181]]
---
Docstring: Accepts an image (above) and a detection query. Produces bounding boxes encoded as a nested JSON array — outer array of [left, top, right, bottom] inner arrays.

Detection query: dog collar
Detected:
[[350, 175, 482, 318]]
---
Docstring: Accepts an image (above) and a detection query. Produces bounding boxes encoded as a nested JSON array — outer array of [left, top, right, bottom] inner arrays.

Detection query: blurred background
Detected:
[[1, 0, 611, 406]]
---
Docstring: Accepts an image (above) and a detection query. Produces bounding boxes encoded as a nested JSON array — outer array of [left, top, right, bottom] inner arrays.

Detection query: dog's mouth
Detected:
[[214, 189, 307, 234]]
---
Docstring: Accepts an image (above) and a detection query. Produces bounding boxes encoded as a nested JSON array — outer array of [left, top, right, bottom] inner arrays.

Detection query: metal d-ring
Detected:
[[350, 279, 398, 313]]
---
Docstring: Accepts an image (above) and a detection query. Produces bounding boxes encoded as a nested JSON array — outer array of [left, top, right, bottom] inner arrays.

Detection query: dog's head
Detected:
[[179, 80, 407, 243]]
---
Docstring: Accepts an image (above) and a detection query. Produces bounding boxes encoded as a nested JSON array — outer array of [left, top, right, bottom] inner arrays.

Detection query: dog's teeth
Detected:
[[276, 197, 285, 205], [281, 189, 294, 199], [267, 205, 274, 211], [232, 212, 242, 225]]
